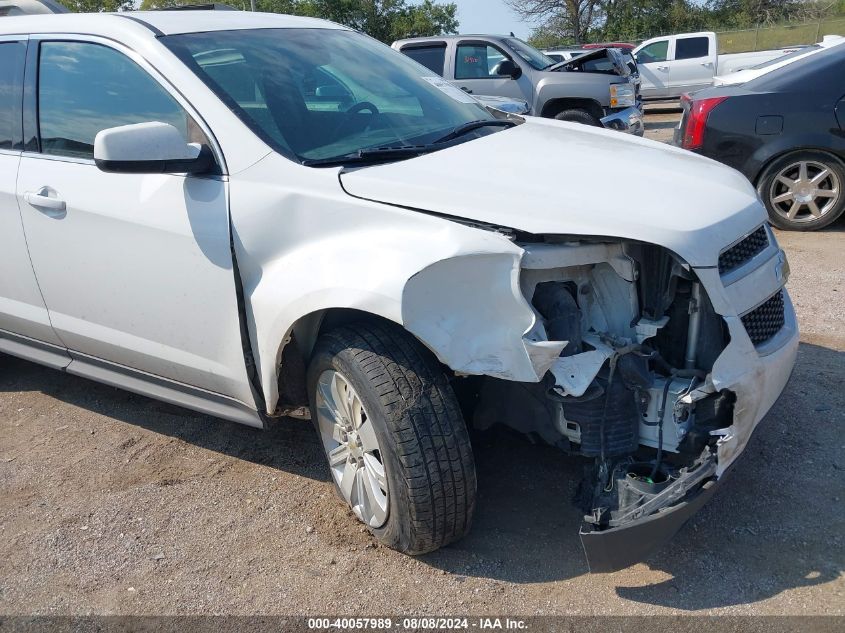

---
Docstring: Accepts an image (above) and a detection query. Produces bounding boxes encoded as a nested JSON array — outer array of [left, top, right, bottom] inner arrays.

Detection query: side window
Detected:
[[38, 41, 194, 159], [675, 37, 710, 60], [401, 45, 447, 76], [455, 44, 512, 79], [0, 41, 25, 150], [637, 40, 669, 64]]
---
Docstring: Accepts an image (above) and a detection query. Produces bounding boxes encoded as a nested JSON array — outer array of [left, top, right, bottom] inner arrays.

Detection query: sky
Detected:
[[453, 0, 538, 40]]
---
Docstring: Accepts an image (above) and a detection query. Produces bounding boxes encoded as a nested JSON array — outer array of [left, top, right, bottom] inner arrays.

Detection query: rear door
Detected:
[[0, 36, 64, 349], [634, 37, 671, 98], [452, 40, 526, 101], [15, 36, 254, 405], [399, 42, 448, 77], [669, 34, 717, 95]]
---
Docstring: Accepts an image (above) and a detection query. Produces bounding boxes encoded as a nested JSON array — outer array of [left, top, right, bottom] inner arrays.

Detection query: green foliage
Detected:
[[135, 0, 457, 43], [65, 0, 134, 11], [523, 0, 844, 47]]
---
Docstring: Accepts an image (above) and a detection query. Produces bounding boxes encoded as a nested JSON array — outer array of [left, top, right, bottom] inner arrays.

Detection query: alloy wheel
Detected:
[[315, 369, 389, 528], [769, 160, 840, 224]]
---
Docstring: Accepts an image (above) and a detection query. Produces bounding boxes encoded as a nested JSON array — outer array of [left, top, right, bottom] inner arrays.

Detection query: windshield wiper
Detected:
[[302, 121, 517, 167], [433, 119, 516, 144], [302, 145, 435, 167]]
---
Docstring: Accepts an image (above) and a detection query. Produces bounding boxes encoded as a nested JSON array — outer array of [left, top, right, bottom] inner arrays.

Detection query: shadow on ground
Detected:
[[1, 341, 842, 610]]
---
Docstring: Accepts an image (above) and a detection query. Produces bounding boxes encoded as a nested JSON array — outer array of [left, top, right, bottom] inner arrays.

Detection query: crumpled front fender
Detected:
[[403, 253, 565, 382]]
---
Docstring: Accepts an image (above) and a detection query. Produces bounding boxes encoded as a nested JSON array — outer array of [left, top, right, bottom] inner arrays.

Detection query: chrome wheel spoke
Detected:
[[810, 168, 830, 185], [798, 161, 809, 182], [808, 200, 822, 217], [364, 453, 388, 492], [777, 175, 796, 188], [328, 443, 349, 467], [787, 201, 802, 219], [339, 459, 357, 501], [332, 373, 352, 422], [317, 380, 343, 425], [360, 459, 388, 526], [772, 192, 793, 204], [816, 188, 837, 198], [357, 418, 379, 452]]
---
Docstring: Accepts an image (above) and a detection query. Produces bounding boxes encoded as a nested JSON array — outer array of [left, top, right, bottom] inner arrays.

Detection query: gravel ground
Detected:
[[0, 111, 843, 618]]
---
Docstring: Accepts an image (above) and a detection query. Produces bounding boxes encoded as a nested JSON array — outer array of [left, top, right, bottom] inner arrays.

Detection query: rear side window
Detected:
[[402, 45, 447, 76], [0, 41, 25, 150], [637, 40, 668, 64], [37, 41, 191, 159], [675, 37, 709, 60]]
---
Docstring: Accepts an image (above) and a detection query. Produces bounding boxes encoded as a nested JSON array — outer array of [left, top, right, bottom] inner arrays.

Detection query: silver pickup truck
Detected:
[[393, 35, 644, 135]]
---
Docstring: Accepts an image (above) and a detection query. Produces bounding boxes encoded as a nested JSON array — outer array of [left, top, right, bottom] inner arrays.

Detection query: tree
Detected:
[[506, 0, 602, 44], [65, 0, 134, 10]]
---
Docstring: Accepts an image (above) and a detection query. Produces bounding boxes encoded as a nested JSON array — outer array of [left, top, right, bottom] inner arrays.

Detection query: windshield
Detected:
[[748, 45, 819, 70], [503, 37, 556, 70], [163, 28, 495, 163]]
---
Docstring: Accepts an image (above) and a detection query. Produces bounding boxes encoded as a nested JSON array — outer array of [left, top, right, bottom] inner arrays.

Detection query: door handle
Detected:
[[24, 187, 66, 215], [460, 86, 473, 94], [657, 66, 669, 71], [700, 62, 713, 67]]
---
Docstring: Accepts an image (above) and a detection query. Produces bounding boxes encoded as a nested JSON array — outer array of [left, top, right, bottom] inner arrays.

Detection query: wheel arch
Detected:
[[540, 97, 604, 120], [750, 141, 845, 186]]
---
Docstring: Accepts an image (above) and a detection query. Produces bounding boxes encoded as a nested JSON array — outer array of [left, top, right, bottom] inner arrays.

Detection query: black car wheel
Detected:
[[554, 109, 601, 126], [758, 151, 845, 231]]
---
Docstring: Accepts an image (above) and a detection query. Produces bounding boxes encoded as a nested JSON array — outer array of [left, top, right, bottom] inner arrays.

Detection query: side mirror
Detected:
[[495, 59, 522, 79], [94, 122, 214, 175]]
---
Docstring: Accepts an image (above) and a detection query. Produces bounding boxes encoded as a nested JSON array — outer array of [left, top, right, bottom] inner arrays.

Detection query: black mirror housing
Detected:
[[95, 145, 216, 175], [496, 59, 522, 79]]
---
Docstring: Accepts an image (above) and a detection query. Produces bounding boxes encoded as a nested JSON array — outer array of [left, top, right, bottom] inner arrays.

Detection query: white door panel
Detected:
[[0, 152, 63, 345], [0, 38, 63, 346], [16, 158, 253, 403]]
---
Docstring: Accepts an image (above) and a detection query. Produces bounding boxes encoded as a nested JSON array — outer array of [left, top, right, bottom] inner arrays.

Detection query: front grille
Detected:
[[719, 226, 769, 275], [741, 290, 785, 346]]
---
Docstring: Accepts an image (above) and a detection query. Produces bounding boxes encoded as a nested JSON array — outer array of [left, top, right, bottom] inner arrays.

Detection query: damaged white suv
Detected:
[[0, 10, 798, 571]]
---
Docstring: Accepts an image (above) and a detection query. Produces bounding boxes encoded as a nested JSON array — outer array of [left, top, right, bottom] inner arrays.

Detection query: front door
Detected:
[[15, 37, 254, 405], [634, 38, 671, 99], [452, 41, 528, 102], [0, 37, 63, 347]]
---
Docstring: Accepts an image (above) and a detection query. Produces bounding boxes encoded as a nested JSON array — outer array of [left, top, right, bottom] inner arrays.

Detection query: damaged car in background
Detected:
[[0, 7, 796, 572]]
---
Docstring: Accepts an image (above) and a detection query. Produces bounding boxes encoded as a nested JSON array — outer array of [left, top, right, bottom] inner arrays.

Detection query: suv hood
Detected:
[[548, 47, 632, 77], [339, 118, 765, 267]]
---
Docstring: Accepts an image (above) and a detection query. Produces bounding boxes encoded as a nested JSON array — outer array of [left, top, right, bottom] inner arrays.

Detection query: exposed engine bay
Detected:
[[467, 238, 736, 569]]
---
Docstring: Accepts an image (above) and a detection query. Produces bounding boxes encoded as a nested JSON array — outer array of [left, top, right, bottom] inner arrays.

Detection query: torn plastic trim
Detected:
[[581, 472, 719, 573]]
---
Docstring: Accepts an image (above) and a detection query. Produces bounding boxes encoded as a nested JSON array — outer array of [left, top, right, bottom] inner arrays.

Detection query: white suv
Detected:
[[0, 9, 798, 571]]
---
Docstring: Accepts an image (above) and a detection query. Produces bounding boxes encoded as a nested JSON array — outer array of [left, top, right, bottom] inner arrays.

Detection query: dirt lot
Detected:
[[1, 110, 843, 618]]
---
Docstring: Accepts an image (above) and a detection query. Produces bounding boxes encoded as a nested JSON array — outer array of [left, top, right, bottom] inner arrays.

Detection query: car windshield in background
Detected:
[[163, 28, 496, 164], [504, 37, 557, 70]]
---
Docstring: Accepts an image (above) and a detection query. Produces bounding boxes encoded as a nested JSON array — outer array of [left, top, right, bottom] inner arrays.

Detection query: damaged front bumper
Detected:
[[576, 276, 799, 573], [601, 106, 645, 136]]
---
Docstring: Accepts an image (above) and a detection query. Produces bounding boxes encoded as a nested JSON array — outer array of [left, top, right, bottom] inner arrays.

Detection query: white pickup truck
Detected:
[[633, 31, 799, 99]]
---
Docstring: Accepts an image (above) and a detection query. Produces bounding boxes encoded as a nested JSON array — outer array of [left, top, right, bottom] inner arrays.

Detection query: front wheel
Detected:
[[307, 321, 476, 554], [554, 108, 601, 126], [758, 151, 845, 231]]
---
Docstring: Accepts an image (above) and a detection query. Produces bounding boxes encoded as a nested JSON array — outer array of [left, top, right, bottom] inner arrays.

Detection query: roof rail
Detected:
[[158, 3, 238, 10], [0, 0, 68, 15]]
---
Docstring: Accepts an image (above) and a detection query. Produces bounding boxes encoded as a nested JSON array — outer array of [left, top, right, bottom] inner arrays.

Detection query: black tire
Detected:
[[307, 321, 476, 555], [554, 108, 601, 126], [757, 150, 845, 231]]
